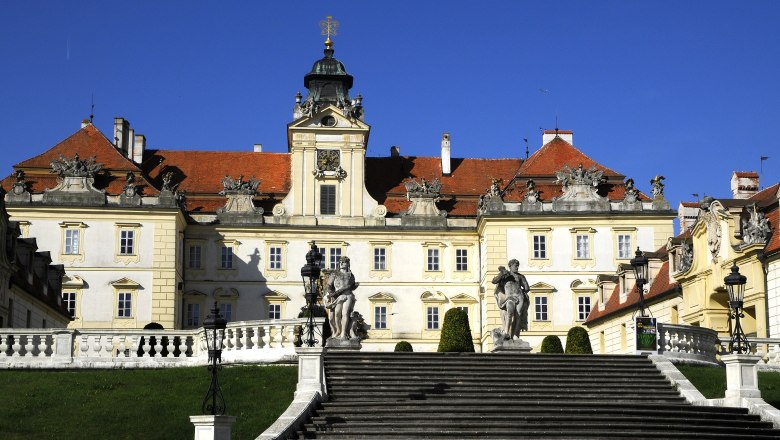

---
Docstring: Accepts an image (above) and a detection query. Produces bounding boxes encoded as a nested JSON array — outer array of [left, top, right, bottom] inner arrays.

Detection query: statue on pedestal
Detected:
[[491, 259, 530, 340], [325, 256, 358, 340]]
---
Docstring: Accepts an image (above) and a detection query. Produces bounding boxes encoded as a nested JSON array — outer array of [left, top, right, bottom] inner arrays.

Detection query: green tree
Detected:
[[437, 308, 475, 352], [394, 341, 413, 352], [540, 335, 564, 353], [564, 326, 593, 354]]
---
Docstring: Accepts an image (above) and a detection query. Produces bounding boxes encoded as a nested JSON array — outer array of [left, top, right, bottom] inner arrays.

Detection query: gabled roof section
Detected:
[[3, 124, 155, 195], [288, 105, 369, 130], [518, 136, 622, 178]]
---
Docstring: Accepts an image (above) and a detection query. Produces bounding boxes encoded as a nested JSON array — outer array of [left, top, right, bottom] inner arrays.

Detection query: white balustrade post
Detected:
[[189, 415, 236, 440], [722, 353, 763, 407], [52, 330, 75, 364], [262, 325, 271, 349]]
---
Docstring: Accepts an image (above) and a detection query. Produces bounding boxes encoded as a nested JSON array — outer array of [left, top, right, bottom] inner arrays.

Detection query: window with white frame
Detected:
[[329, 248, 342, 270], [119, 230, 135, 255], [318, 247, 326, 268], [426, 306, 440, 329], [269, 304, 281, 319], [219, 303, 233, 322], [320, 184, 336, 215], [117, 292, 132, 318], [269, 246, 283, 270], [534, 296, 548, 321], [427, 248, 440, 271], [455, 249, 468, 271], [374, 247, 387, 271], [617, 234, 632, 259], [577, 296, 592, 321], [576, 234, 590, 259], [189, 245, 202, 269], [456, 306, 469, 317], [186, 303, 200, 327], [533, 235, 547, 259], [374, 306, 387, 329], [62, 292, 76, 317], [64, 229, 80, 255], [221, 246, 233, 269]]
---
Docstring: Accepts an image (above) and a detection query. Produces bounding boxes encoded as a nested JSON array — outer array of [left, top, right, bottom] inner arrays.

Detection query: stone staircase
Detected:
[[291, 351, 780, 439]]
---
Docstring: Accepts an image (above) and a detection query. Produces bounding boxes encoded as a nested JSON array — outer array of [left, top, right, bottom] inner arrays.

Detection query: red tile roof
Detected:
[[518, 137, 622, 178], [585, 260, 679, 324]]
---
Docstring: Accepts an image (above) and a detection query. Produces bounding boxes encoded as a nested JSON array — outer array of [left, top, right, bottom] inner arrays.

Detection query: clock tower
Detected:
[[279, 20, 382, 226]]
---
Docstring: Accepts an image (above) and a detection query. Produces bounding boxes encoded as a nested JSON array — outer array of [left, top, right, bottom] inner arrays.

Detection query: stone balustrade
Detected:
[[0, 318, 324, 369], [726, 338, 780, 370], [657, 323, 721, 364]]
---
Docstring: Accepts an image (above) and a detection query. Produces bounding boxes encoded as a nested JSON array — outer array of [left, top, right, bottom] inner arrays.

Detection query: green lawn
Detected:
[[677, 364, 780, 408], [0, 365, 297, 440]]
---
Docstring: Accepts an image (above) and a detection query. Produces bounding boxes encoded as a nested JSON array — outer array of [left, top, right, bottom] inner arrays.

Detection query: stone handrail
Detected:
[[717, 337, 780, 369], [657, 323, 720, 364], [0, 318, 325, 369]]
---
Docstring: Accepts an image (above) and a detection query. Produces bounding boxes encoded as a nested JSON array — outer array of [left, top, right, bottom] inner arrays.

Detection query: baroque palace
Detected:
[[1, 36, 777, 353]]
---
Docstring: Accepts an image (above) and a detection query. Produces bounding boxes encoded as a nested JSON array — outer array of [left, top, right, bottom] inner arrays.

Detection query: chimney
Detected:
[[390, 146, 400, 157], [113, 117, 130, 156], [133, 135, 145, 164], [127, 127, 135, 159], [542, 129, 573, 146], [253, 144, 263, 153], [441, 132, 451, 175], [731, 171, 759, 199]]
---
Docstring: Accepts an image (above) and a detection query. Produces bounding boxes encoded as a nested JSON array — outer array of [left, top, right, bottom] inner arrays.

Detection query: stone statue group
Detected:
[[321, 254, 530, 345]]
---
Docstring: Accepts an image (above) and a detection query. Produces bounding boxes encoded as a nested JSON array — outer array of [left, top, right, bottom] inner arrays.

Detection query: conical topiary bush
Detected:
[[564, 326, 593, 354], [437, 308, 475, 352]]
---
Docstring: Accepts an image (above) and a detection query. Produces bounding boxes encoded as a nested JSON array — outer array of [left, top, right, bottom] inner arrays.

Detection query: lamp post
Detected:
[[201, 301, 227, 415], [630, 247, 649, 317], [724, 263, 749, 354], [301, 241, 323, 347]]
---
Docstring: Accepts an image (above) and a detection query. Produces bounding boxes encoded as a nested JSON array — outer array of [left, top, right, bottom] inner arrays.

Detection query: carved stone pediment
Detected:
[[6, 170, 31, 203], [216, 174, 264, 224], [401, 178, 446, 226], [478, 178, 505, 214], [42, 154, 106, 205], [552, 164, 609, 212]]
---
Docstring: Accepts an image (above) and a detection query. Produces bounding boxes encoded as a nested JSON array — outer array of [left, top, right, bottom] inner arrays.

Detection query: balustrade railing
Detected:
[[657, 323, 721, 363], [0, 318, 322, 369]]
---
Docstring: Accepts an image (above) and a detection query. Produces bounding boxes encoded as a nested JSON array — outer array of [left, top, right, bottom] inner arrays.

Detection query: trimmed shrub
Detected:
[[394, 341, 413, 352], [540, 335, 564, 353], [564, 326, 593, 354], [437, 308, 475, 353]]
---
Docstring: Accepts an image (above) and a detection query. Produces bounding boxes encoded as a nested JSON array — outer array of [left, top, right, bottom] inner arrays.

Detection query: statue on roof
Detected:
[[741, 204, 771, 245], [479, 178, 506, 213], [11, 170, 27, 196], [220, 175, 260, 196], [679, 241, 693, 272], [624, 178, 639, 203], [404, 177, 442, 198], [50, 153, 103, 178], [160, 171, 178, 192], [123, 172, 138, 197], [524, 179, 540, 203], [555, 163, 604, 189], [650, 175, 665, 197]]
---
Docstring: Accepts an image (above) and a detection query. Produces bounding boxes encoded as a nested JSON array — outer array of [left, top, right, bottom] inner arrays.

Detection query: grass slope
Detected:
[[0, 365, 297, 440], [677, 365, 780, 408]]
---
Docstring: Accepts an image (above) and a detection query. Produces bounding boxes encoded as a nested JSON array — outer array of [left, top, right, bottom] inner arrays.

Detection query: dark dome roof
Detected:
[[304, 48, 353, 89]]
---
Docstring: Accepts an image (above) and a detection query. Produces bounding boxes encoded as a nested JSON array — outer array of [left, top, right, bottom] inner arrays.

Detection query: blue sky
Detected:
[[1, 1, 779, 214]]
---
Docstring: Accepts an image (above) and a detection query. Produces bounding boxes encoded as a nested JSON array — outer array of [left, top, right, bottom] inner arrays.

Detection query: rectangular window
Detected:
[[456, 306, 469, 318], [374, 247, 387, 270], [426, 306, 439, 329], [269, 247, 282, 270], [269, 304, 281, 320], [219, 303, 233, 322], [63, 292, 76, 317], [117, 292, 132, 318], [221, 246, 233, 269], [65, 229, 80, 254], [374, 306, 387, 329], [318, 247, 326, 269], [617, 234, 632, 259], [534, 296, 548, 321], [320, 185, 336, 215], [533, 235, 547, 259], [189, 245, 202, 269], [427, 249, 440, 271], [329, 248, 342, 270], [186, 303, 200, 327], [578, 296, 592, 321], [576, 235, 590, 259], [455, 249, 468, 271], [119, 230, 135, 255]]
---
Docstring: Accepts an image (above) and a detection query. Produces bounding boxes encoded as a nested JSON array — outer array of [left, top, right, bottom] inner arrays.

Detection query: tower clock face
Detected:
[[317, 149, 340, 171]]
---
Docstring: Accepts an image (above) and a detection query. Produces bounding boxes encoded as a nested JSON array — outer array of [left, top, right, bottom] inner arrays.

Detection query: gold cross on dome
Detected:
[[320, 16, 340, 47]]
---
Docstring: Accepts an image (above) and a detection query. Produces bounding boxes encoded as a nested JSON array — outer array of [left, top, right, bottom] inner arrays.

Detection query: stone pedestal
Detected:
[[189, 415, 236, 440], [296, 346, 326, 398], [325, 337, 362, 350], [722, 353, 762, 406]]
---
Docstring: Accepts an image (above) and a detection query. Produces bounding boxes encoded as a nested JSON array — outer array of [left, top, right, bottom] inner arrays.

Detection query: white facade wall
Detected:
[[768, 258, 780, 337]]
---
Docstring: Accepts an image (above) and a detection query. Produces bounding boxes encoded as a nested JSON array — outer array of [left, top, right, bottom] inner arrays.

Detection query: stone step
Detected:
[[327, 392, 686, 403], [327, 378, 672, 387], [325, 353, 649, 361], [308, 413, 769, 427], [293, 427, 780, 440]]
